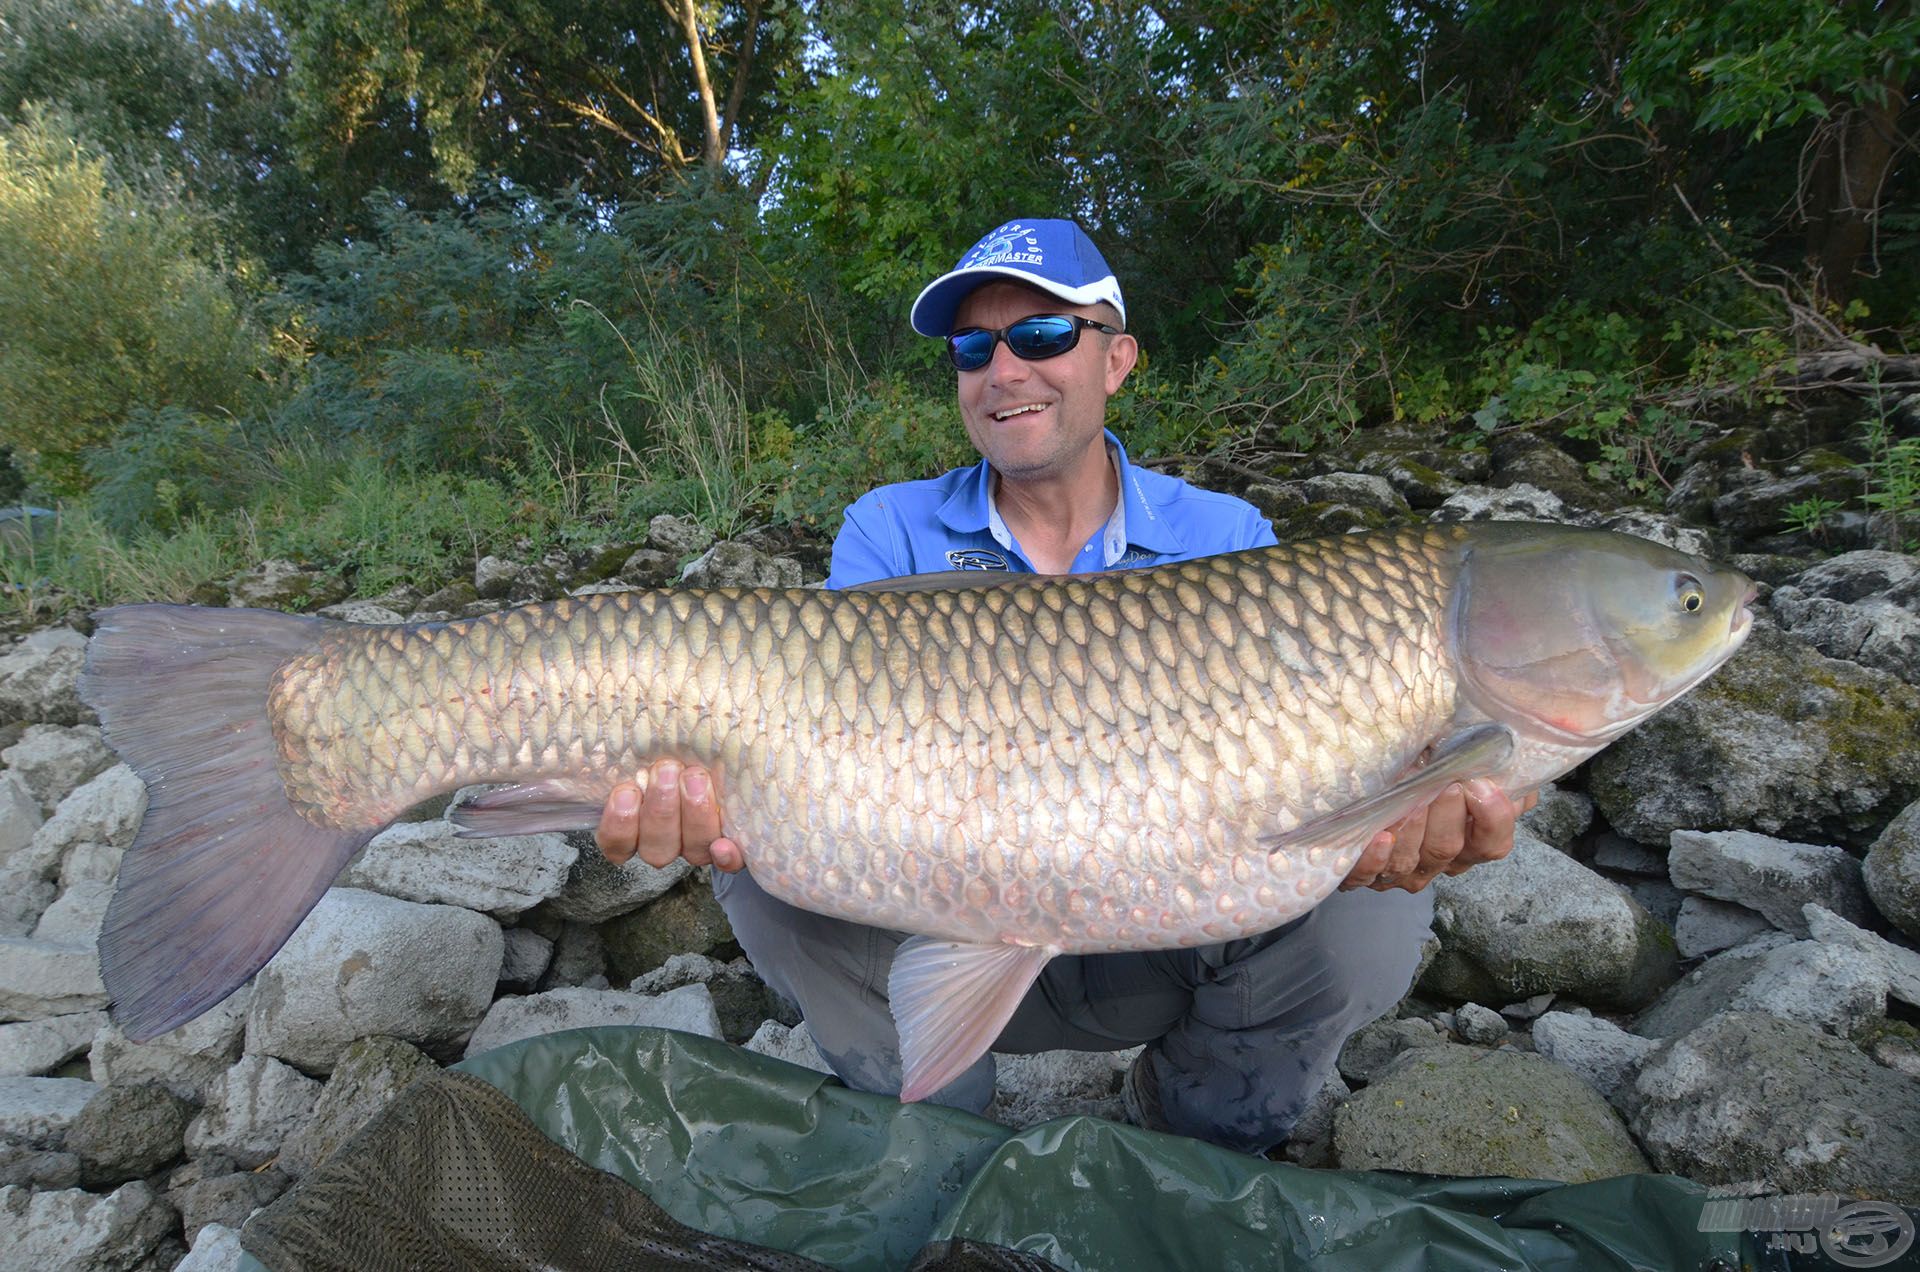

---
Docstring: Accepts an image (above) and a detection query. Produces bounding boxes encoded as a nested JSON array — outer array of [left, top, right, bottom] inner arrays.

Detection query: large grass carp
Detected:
[[79, 521, 1753, 1100]]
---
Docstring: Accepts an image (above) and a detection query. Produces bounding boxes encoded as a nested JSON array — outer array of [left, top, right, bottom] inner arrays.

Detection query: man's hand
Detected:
[[595, 758, 745, 872], [1340, 780, 1538, 893]]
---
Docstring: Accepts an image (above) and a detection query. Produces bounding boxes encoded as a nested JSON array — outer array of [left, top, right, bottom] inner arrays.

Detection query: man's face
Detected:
[[951, 281, 1138, 484]]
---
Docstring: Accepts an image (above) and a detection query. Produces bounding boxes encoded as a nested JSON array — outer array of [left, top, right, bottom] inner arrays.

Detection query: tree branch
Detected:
[[663, 0, 724, 169], [719, 0, 764, 153]]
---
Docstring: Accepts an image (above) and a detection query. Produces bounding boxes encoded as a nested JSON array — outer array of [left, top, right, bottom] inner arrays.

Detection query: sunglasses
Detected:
[[946, 315, 1121, 372]]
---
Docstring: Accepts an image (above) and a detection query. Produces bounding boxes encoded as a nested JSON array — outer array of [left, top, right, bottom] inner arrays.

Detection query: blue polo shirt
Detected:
[[825, 431, 1277, 588]]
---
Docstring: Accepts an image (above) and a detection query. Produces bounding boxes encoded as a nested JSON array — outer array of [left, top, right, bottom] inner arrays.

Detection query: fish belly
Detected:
[[267, 529, 1465, 955]]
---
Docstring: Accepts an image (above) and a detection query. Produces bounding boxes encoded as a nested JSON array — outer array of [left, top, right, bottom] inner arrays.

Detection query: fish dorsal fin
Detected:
[[847, 571, 1062, 594], [888, 936, 1056, 1102], [1261, 723, 1517, 854]]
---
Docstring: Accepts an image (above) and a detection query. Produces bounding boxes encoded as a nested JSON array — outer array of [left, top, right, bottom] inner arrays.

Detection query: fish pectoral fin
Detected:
[[889, 936, 1055, 1103], [1261, 722, 1517, 855], [449, 778, 612, 836]]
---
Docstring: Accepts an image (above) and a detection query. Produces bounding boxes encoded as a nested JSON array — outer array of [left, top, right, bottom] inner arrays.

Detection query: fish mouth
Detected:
[[1730, 584, 1758, 641]]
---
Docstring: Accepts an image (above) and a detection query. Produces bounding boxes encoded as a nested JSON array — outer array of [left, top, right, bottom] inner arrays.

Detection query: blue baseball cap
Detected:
[[910, 219, 1126, 337]]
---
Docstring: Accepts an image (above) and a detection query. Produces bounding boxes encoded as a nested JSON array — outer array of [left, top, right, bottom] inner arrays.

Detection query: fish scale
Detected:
[[265, 525, 1462, 954]]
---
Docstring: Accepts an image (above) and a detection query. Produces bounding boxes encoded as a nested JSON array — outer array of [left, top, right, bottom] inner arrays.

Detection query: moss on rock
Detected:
[[1332, 1045, 1649, 1182]]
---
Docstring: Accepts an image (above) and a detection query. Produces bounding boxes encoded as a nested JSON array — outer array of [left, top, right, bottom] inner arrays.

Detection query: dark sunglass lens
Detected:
[[1007, 316, 1080, 360], [948, 329, 995, 371]]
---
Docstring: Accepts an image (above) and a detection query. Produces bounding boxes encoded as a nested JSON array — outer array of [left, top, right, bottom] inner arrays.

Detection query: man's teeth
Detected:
[[993, 404, 1048, 420]]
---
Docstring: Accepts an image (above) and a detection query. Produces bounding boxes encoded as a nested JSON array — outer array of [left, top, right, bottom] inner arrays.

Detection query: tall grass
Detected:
[[576, 300, 768, 540], [0, 505, 239, 624]]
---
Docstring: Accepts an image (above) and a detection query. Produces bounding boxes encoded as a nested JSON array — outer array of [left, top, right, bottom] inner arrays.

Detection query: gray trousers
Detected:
[[712, 867, 1434, 1155]]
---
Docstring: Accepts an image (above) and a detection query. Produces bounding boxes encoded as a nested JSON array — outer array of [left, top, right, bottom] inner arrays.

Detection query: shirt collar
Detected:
[[934, 430, 1187, 561]]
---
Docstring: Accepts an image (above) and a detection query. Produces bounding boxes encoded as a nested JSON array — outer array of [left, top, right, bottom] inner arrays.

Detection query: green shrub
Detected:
[[765, 378, 974, 529], [249, 445, 540, 597], [0, 108, 278, 494]]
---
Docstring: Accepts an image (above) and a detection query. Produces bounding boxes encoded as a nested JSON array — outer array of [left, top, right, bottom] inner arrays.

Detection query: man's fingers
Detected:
[[678, 765, 725, 865], [635, 760, 685, 868], [1459, 779, 1520, 866], [709, 837, 746, 873], [596, 781, 642, 865], [1414, 783, 1469, 869], [1340, 830, 1396, 890]]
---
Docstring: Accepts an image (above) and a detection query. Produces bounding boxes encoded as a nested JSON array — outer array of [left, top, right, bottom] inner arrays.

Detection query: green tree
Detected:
[[0, 108, 277, 493], [0, 0, 325, 273], [1620, 0, 1920, 307], [276, 0, 800, 215]]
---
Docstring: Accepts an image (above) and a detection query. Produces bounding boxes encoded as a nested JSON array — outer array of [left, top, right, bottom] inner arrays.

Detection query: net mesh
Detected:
[[241, 1070, 835, 1272], [241, 1068, 1066, 1272]]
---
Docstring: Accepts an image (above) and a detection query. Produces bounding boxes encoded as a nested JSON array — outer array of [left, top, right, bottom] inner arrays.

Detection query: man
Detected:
[[596, 219, 1529, 1154]]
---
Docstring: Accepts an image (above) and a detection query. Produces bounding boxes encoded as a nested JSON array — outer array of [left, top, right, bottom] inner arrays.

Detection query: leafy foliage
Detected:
[[0, 0, 1915, 607], [275, 0, 801, 216], [0, 109, 279, 494]]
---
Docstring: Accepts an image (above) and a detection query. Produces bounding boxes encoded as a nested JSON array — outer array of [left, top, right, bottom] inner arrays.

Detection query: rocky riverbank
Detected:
[[2, 399, 1918, 1270]]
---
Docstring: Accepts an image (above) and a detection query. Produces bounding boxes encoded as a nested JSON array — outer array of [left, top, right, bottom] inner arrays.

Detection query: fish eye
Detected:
[[1676, 574, 1704, 613]]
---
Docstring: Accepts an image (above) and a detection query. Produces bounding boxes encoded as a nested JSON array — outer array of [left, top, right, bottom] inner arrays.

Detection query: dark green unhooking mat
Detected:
[[236, 1027, 1914, 1271]]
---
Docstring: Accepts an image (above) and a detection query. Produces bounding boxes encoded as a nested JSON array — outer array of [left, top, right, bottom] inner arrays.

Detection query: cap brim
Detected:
[[910, 266, 1126, 337]]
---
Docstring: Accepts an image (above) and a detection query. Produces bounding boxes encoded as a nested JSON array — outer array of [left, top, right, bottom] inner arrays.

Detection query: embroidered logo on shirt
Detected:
[[947, 549, 1011, 571]]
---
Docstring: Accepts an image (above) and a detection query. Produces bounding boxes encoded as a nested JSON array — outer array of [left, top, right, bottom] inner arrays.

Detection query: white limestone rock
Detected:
[[184, 1054, 321, 1168], [59, 840, 124, 888], [340, 819, 575, 915], [0, 866, 53, 937], [743, 1019, 832, 1075], [1431, 483, 1576, 524], [1, 724, 114, 816], [1515, 783, 1593, 851], [1453, 1002, 1509, 1044], [173, 1222, 245, 1272], [1622, 1012, 1920, 1199], [0, 935, 106, 1020], [1634, 934, 1888, 1039], [20, 764, 146, 883], [1422, 830, 1678, 1008], [463, 983, 722, 1057], [0, 1181, 179, 1272], [0, 1012, 106, 1077], [246, 888, 504, 1074], [1802, 902, 1920, 1007], [0, 627, 90, 726], [1672, 895, 1775, 959], [991, 1048, 1137, 1128], [498, 927, 554, 989], [89, 989, 250, 1103], [0, 770, 43, 862], [0, 1075, 97, 1148], [1668, 829, 1875, 935], [31, 878, 114, 945], [1530, 1011, 1658, 1102]]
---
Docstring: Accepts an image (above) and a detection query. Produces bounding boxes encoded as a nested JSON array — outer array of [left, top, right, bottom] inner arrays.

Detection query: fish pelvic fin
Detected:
[[80, 604, 375, 1042], [449, 778, 612, 836], [889, 936, 1054, 1103], [1261, 722, 1517, 855]]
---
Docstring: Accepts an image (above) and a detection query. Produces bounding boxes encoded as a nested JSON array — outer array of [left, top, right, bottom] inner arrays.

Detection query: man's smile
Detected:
[[991, 402, 1051, 421]]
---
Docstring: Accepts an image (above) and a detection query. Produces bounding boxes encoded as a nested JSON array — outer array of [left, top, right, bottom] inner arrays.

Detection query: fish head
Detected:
[[1451, 524, 1755, 746]]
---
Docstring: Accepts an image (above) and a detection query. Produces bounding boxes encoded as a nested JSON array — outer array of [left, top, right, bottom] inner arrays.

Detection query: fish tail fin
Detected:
[[81, 605, 376, 1042]]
